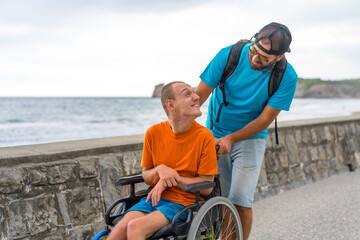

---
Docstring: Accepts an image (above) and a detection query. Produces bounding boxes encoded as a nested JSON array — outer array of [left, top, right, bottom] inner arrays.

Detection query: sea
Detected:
[[1, 97, 360, 148]]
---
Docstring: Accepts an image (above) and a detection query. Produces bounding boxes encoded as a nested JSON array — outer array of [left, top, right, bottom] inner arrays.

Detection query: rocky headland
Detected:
[[295, 78, 360, 98], [152, 83, 164, 98]]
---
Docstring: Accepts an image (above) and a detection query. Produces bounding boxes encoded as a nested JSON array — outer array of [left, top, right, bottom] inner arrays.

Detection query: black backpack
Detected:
[[211, 39, 287, 144]]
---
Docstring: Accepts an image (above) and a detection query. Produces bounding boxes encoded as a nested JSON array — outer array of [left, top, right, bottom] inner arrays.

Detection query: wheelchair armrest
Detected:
[[105, 198, 126, 225], [116, 174, 144, 186], [182, 181, 215, 193]]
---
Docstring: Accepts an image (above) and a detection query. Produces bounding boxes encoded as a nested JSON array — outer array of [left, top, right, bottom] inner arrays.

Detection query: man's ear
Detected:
[[165, 99, 175, 112], [276, 54, 285, 62]]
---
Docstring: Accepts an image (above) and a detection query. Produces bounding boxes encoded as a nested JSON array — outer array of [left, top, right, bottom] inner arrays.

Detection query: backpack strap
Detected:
[[268, 57, 287, 98], [213, 40, 249, 125], [219, 40, 249, 107], [267, 57, 287, 144]]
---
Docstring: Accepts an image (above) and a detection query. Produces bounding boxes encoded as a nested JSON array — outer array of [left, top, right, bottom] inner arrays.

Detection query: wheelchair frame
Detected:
[[93, 174, 243, 240]]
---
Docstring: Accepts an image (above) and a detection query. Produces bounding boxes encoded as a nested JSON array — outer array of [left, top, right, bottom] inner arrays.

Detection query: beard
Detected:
[[249, 56, 278, 71]]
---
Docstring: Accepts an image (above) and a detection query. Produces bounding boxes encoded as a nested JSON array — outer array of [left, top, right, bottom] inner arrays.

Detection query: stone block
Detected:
[[324, 143, 334, 160], [62, 185, 103, 226], [317, 145, 326, 161], [99, 154, 128, 208], [79, 158, 98, 179], [317, 127, 328, 143], [0, 168, 25, 194], [356, 122, 360, 135], [320, 171, 329, 179], [258, 161, 268, 186], [324, 126, 333, 141], [278, 152, 289, 169], [56, 192, 71, 227], [68, 224, 93, 240], [0, 204, 6, 239], [25, 166, 48, 186], [304, 163, 319, 181], [334, 143, 344, 163], [47, 163, 77, 185], [294, 165, 305, 180], [298, 146, 309, 163], [268, 173, 279, 185], [355, 151, 360, 166], [8, 194, 60, 239], [274, 186, 285, 195], [285, 135, 300, 164], [302, 178, 313, 185], [310, 128, 318, 144], [287, 168, 295, 182], [294, 129, 301, 144], [330, 158, 339, 169], [38, 231, 66, 240], [286, 181, 301, 190], [301, 128, 312, 145], [122, 151, 143, 176], [309, 146, 319, 162], [265, 155, 280, 173], [329, 124, 338, 140], [278, 172, 288, 185], [347, 136, 358, 153], [336, 125, 346, 140], [347, 122, 357, 136], [318, 161, 331, 170]]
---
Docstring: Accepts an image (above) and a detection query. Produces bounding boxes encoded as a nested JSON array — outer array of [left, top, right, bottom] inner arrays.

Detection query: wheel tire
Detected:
[[187, 197, 243, 240], [92, 230, 108, 240]]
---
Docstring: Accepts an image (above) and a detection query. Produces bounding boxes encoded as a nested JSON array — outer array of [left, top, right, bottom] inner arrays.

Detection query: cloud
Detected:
[[0, 0, 359, 96]]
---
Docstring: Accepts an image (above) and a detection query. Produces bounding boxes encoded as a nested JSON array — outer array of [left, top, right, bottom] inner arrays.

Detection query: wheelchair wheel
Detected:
[[187, 197, 243, 240], [92, 230, 108, 240]]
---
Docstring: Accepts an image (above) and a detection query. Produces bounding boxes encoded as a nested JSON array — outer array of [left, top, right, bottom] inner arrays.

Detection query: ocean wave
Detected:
[[1, 97, 360, 147], [8, 119, 24, 123]]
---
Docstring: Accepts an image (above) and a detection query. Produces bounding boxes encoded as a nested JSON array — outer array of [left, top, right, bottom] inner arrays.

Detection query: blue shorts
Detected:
[[126, 197, 188, 222], [217, 138, 266, 208]]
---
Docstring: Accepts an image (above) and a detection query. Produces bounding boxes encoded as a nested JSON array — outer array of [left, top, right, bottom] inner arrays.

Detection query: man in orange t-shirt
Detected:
[[107, 81, 218, 240]]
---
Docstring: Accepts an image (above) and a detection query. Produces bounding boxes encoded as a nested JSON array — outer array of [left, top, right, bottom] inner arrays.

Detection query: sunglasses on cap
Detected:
[[249, 43, 273, 64]]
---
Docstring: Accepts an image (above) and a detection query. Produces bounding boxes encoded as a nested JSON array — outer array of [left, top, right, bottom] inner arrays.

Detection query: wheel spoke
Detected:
[[187, 197, 243, 240]]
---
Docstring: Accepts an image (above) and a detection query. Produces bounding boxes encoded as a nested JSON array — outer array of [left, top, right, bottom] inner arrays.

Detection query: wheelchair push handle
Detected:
[[116, 174, 144, 186], [182, 181, 216, 193]]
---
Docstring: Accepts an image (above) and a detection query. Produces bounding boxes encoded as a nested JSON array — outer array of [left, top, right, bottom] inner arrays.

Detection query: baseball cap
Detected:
[[255, 22, 292, 56]]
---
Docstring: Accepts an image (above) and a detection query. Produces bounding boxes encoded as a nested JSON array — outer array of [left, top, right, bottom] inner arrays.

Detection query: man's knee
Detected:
[[108, 220, 128, 240], [235, 204, 252, 214], [127, 219, 146, 238]]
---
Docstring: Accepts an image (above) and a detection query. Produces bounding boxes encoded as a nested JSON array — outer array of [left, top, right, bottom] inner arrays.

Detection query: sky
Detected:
[[1, 0, 359, 97]]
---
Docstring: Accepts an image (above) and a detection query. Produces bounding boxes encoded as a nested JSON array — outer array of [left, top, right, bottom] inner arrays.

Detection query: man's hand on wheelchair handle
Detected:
[[215, 135, 234, 155]]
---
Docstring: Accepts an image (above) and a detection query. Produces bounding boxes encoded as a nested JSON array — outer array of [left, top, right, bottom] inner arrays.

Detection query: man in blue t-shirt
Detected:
[[195, 22, 297, 240]]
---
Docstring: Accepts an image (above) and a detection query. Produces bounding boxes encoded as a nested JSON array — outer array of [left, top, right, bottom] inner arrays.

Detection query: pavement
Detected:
[[249, 169, 360, 240]]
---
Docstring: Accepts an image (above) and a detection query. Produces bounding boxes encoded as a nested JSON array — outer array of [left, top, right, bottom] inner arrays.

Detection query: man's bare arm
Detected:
[[142, 165, 180, 187], [195, 80, 214, 106]]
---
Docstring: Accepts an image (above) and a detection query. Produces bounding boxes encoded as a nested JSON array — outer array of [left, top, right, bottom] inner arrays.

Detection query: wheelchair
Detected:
[[93, 174, 243, 240]]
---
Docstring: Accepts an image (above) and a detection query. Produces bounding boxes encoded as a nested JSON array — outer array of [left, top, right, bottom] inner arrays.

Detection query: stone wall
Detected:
[[256, 115, 359, 200], [0, 116, 359, 239]]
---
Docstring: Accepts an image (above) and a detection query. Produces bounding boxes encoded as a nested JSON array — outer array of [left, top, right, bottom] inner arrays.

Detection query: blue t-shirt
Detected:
[[200, 43, 298, 139]]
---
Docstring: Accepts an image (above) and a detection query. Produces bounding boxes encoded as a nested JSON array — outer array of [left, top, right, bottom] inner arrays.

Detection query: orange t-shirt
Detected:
[[141, 120, 218, 206]]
